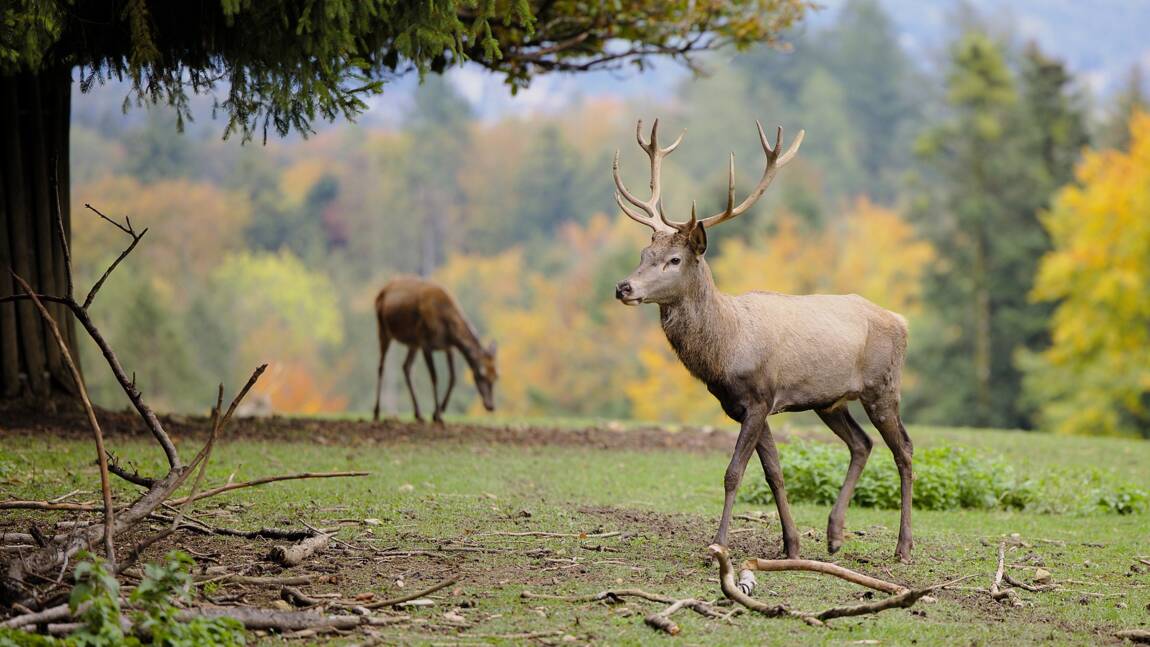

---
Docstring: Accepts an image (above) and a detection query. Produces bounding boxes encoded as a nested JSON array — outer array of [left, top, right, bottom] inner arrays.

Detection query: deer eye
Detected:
[[669, 257, 681, 266]]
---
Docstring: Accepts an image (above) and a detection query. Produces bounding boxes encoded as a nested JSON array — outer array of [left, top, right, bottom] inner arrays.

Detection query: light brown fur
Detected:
[[613, 120, 914, 562], [373, 276, 497, 424]]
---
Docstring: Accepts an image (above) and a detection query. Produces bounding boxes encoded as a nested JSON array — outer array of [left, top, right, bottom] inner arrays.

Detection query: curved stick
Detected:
[[711, 544, 942, 626], [709, 545, 820, 626], [743, 557, 908, 595]]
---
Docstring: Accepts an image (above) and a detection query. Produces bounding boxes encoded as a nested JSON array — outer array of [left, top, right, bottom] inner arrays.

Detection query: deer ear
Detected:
[[688, 222, 707, 256]]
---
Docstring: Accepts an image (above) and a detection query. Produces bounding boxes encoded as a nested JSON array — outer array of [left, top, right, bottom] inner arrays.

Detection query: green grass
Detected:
[[3, 424, 1149, 645]]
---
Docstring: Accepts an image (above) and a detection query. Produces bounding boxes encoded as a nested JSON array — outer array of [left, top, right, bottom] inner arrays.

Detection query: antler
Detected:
[[694, 121, 804, 229], [613, 119, 685, 233]]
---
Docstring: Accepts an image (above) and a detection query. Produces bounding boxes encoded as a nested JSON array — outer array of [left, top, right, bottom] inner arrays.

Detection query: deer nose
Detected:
[[615, 281, 632, 300]]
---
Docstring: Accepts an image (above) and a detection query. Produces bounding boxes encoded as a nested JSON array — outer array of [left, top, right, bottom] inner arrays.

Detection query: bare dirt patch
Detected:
[[0, 403, 752, 453]]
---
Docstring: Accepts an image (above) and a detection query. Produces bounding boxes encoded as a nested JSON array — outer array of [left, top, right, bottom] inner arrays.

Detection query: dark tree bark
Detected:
[[0, 65, 78, 401]]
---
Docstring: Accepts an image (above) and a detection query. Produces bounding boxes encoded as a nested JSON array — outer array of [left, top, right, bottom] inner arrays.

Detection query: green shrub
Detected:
[[0, 552, 244, 647], [742, 441, 1037, 512], [1095, 483, 1148, 515]]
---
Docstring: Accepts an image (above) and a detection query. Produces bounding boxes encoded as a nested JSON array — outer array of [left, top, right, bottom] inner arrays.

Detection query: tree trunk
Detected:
[[972, 230, 991, 426], [0, 66, 78, 402]]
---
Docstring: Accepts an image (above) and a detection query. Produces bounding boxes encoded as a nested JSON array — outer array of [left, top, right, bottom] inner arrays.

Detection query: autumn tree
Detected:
[[1022, 112, 1150, 437], [910, 32, 1086, 428], [0, 0, 810, 403]]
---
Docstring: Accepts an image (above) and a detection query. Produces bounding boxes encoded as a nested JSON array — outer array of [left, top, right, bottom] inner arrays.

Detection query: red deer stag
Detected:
[[373, 277, 498, 424], [612, 120, 914, 562]]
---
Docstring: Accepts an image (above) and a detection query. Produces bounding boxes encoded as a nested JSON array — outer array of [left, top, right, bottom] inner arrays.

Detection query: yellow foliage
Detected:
[[72, 175, 252, 298], [713, 198, 934, 318], [1026, 111, 1150, 436]]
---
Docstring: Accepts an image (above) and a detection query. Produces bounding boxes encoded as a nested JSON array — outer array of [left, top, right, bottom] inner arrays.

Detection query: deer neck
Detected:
[[658, 261, 735, 384], [450, 316, 486, 373]]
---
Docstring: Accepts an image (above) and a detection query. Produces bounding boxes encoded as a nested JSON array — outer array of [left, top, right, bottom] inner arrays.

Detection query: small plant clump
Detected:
[[0, 552, 245, 647], [742, 442, 1051, 512]]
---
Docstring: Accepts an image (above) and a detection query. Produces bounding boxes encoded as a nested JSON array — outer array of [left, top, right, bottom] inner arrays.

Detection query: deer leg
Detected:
[[373, 335, 391, 422], [713, 407, 767, 548], [816, 407, 873, 555], [402, 347, 423, 423], [863, 398, 914, 563], [423, 349, 442, 425], [754, 423, 801, 559], [441, 349, 456, 413]]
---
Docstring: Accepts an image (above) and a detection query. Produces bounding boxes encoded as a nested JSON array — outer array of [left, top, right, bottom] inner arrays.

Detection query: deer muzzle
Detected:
[[615, 280, 641, 305]]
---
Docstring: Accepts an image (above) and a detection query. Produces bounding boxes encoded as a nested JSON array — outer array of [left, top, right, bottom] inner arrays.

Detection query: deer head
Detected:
[[613, 119, 803, 306], [474, 341, 498, 411]]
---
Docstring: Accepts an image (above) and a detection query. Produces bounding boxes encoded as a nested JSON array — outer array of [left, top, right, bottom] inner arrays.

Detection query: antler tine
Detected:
[[615, 192, 654, 229], [613, 150, 650, 215], [697, 121, 805, 229], [615, 118, 685, 233]]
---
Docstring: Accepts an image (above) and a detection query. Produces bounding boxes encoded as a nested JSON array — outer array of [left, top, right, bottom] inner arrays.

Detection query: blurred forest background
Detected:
[[69, 0, 1150, 436]]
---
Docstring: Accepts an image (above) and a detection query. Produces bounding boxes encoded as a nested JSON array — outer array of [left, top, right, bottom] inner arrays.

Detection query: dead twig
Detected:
[[270, 533, 331, 567], [990, 542, 1023, 606], [11, 272, 116, 568], [478, 531, 621, 539], [167, 471, 370, 507], [356, 578, 459, 610], [742, 557, 909, 595], [522, 588, 674, 604], [0, 501, 100, 512], [1003, 574, 1057, 593], [1116, 629, 1150, 644], [712, 544, 944, 627]]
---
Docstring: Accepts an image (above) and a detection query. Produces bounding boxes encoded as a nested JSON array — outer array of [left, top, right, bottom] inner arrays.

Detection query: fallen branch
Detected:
[[167, 471, 370, 507], [642, 597, 727, 635], [282, 586, 325, 608], [1, 602, 73, 629], [709, 545, 820, 626], [356, 577, 459, 609], [522, 588, 675, 604], [479, 531, 621, 539], [990, 542, 1022, 606], [196, 572, 318, 587], [1116, 629, 1150, 644], [270, 533, 331, 567], [0, 501, 99, 512], [1003, 574, 1057, 593], [644, 599, 692, 635], [742, 557, 908, 595], [711, 544, 943, 626]]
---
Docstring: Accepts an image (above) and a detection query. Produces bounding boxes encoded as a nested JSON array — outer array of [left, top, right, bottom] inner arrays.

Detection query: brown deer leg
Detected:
[[713, 406, 767, 548], [816, 407, 873, 555], [754, 423, 800, 559], [863, 398, 914, 563], [423, 349, 442, 424], [402, 346, 423, 423], [373, 335, 391, 422], [440, 348, 455, 413]]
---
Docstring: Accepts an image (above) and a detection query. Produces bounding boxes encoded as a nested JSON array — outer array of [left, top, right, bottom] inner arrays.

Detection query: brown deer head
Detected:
[[613, 119, 803, 306], [474, 342, 498, 411]]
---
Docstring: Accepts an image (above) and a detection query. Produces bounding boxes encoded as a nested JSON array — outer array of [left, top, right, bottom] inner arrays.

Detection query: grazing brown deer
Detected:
[[373, 276, 497, 424], [612, 120, 914, 562]]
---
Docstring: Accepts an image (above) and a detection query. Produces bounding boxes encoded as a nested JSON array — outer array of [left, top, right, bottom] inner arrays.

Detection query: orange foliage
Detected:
[[714, 198, 934, 317], [254, 361, 349, 414]]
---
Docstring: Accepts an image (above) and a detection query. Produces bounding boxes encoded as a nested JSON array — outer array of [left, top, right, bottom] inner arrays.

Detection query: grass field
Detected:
[[2, 419, 1149, 645]]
